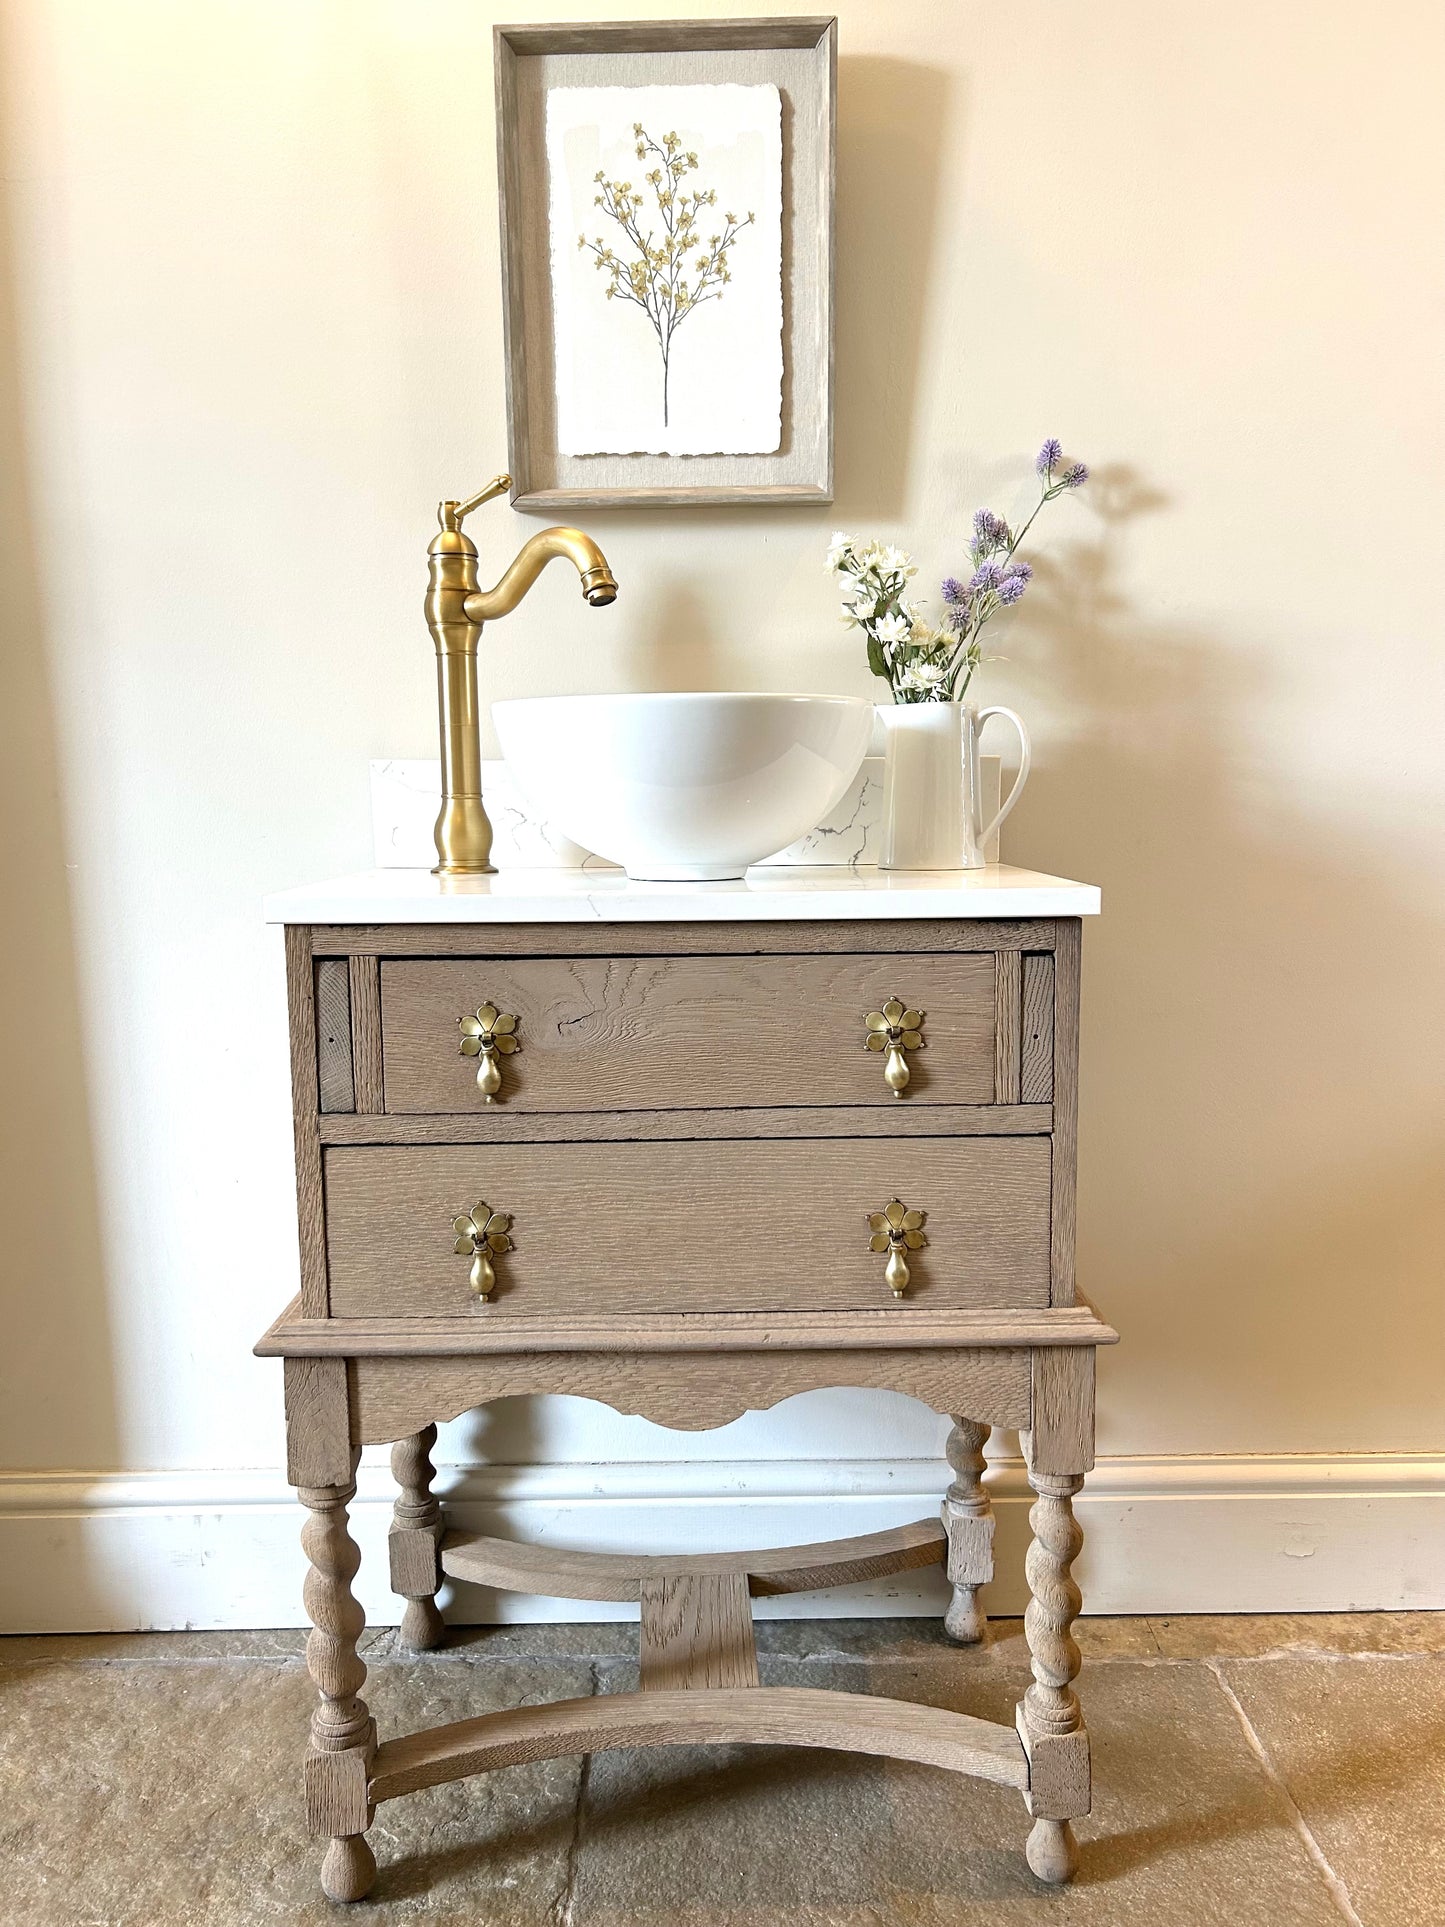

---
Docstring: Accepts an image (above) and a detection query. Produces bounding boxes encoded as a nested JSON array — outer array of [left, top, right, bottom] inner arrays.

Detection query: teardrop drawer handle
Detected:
[[867, 1199, 927, 1299], [453, 1202, 514, 1302], [864, 1000, 925, 1097], [459, 1004, 520, 1102]]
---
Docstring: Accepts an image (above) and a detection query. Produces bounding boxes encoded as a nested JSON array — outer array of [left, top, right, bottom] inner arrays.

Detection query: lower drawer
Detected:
[[323, 1138, 1051, 1317]]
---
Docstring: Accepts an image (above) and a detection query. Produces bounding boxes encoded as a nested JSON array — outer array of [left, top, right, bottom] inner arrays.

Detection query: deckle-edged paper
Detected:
[[546, 82, 783, 457]]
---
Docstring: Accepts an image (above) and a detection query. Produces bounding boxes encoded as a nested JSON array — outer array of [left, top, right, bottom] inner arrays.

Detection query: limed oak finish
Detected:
[[258, 874, 1111, 1902]]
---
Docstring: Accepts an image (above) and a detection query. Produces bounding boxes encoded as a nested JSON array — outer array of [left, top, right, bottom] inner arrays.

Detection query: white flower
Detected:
[[879, 545, 917, 579], [874, 610, 912, 646], [826, 531, 856, 569], [899, 655, 950, 694]]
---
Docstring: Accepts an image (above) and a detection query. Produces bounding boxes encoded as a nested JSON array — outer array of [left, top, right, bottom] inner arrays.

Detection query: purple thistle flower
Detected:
[[970, 561, 1003, 593], [972, 507, 1011, 549], [1062, 461, 1089, 488], [1035, 438, 1063, 477], [997, 572, 1029, 606], [1004, 560, 1033, 585], [941, 576, 969, 605]]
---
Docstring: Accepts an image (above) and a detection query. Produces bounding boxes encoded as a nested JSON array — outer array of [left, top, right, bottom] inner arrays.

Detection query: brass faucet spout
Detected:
[[422, 489, 616, 877], [465, 527, 618, 624]]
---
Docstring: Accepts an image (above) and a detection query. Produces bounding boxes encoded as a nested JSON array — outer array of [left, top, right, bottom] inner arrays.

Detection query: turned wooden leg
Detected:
[[1017, 1467, 1088, 1885], [390, 1424, 445, 1650], [942, 1417, 993, 1643], [300, 1467, 377, 1903]]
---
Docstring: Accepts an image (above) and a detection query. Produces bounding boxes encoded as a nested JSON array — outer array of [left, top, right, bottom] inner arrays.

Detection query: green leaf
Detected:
[[866, 636, 888, 681]]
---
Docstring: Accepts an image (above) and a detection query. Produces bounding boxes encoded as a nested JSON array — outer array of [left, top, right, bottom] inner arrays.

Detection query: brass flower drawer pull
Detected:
[[453, 1202, 514, 1302], [459, 1004, 520, 1102], [867, 1199, 927, 1299], [864, 999, 925, 1097]]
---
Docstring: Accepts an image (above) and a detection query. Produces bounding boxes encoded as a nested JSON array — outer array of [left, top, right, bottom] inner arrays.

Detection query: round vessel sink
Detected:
[[492, 692, 873, 881]]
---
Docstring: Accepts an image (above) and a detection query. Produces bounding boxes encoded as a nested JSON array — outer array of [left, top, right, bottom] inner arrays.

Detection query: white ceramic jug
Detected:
[[878, 701, 1031, 871]]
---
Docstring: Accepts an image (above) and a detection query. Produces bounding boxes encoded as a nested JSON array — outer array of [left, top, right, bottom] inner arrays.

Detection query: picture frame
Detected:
[[493, 17, 837, 511]]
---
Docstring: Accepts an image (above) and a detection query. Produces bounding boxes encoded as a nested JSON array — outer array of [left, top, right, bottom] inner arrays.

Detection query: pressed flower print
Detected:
[[547, 83, 783, 456]]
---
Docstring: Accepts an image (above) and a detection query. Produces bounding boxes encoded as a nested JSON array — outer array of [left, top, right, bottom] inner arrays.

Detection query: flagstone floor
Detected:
[[1, 1613, 1441, 1924]]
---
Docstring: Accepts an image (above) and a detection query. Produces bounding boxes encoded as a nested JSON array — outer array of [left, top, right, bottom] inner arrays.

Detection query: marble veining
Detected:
[[369, 756, 1001, 872]]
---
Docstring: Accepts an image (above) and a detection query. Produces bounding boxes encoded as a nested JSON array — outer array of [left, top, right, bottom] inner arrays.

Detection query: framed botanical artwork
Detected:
[[493, 17, 837, 510]]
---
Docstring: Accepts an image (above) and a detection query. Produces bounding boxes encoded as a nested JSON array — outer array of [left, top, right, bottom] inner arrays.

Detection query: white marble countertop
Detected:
[[264, 865, 1100, 925]]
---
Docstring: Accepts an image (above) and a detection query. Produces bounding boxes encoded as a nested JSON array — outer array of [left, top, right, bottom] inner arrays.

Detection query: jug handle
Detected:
[[975, 706, 1032, 850]]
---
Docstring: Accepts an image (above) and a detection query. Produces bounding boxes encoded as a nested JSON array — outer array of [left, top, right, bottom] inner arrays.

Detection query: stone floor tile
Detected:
[[0, 1653, 590, 1924], [753, 1614, 1162, 1663], [569, 1654, 1343, 1924], [0, 1628, 320, 1666], [1150, 1611, 1445, 1659], [1222, 1653, 1445, 1927], [430, 1619, 641, 1660]]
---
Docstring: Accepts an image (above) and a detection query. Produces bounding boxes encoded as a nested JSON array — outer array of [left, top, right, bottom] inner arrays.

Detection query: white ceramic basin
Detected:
[[492, 692, 873, 881]]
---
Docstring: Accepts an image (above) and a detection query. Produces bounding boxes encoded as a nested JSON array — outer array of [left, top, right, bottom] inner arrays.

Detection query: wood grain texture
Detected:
[[381, 953, 996, 1114], [1030, 1347, 1095, 1476], [318, 1103, 1052, 1147], [324, 1137, 1051, 1318], [1050, 919, 1082, 1306], [256, 1303, 1118, 1359], [497, 20, 838, 55], [943, 1418, 993, 1643], [495, 22, 834, 507], [352, 1347, 1034, 1441], [440, 1518, 946, 1604], [314, 960, 354, 1114], [1019, 1466, 1089, 1882], [994, 950, 1022, 1104], [639, 1572, 759, 1690], [348, 955, 384, 1114], [369, 1686, 1028, 1804], [308, 919, 1060, 959], [1020, 953, 1055, 1103], [389, 1426, 444, 1650], [285, 925, 329, 1317], [284, 1356, 353, 1488]]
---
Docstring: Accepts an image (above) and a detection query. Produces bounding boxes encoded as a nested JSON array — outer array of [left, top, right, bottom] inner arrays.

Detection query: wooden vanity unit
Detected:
[[255, 865, 1111, 1902]]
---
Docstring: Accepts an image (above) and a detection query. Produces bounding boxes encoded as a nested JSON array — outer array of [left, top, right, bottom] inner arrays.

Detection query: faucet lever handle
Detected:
[[439, 475, 513, 530]]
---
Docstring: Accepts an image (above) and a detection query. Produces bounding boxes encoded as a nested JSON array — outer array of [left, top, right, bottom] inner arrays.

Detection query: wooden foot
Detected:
[[390, 1425, 445, 1650], [299, 1469, 377, 1898], [1017, 1465, 1088, 1884], [1025, 1817, 1079, 1885], [321, 1833, 377, 1903], [942, 1417, 993, 1643]]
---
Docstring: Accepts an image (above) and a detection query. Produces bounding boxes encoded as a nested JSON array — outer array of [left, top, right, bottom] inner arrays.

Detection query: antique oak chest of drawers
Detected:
[[256, 866, 1111, 1903]]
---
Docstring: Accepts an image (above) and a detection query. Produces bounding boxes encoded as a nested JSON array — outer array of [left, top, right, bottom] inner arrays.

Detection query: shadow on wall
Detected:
[[834, 55, 953, 521], [1004, 467, 1445, 1452], [0, 32, 119, 1494]]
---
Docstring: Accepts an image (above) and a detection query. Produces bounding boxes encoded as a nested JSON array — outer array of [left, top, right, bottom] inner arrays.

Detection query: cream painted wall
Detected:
[[2, 1, 1443, 1625]]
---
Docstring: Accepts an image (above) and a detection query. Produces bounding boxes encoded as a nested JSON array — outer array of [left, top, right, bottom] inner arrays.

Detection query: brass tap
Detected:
[[423, 476, 617, 875]]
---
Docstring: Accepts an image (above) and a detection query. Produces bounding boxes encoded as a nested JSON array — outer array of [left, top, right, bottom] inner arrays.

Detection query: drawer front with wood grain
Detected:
[[379, 953, 998, 1114], [323, 1137, 1051, 1318]]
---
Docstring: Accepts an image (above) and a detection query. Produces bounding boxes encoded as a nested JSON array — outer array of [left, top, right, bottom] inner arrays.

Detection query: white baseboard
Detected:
[[1, 1454, 1441, 1633]]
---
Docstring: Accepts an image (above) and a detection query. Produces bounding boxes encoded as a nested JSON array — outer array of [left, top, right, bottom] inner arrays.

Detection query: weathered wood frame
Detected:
[[494, 16, 836, 509], [263, 913, 1111, 1901]]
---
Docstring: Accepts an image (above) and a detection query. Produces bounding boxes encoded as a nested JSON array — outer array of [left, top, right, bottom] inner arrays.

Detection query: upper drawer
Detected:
[[379, 954, 998, 1113]]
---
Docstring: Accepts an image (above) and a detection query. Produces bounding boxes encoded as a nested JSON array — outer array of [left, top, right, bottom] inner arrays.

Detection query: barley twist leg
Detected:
[[1019, 1468, 1087, 1884], [299, 1470, 376, 1902]]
